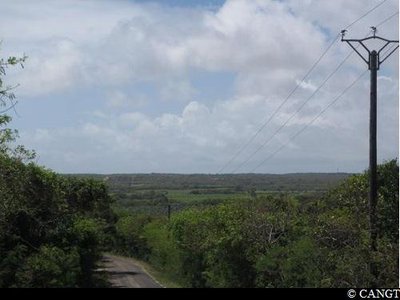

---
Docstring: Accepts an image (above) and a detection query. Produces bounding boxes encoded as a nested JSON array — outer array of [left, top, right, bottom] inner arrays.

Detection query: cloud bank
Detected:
[[0, 0, 398, 173]]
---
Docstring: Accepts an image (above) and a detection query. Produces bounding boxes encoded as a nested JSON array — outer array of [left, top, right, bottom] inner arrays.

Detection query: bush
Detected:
[[113, 160, 398, 288], [15, 246, 80, 288], [0, 151, 115, 287]]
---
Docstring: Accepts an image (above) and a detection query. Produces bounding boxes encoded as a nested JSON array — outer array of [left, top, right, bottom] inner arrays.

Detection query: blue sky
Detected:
[[0, 0, 398, 174]]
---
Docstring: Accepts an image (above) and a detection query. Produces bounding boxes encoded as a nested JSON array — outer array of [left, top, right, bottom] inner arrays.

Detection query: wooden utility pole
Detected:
[[369, 49, 378, 255], [341, 28, 398, 285]]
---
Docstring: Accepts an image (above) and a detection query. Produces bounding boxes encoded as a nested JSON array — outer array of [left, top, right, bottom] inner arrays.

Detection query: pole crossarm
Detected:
[[342, 35, 398, 43], [341, 33, 399, 70]]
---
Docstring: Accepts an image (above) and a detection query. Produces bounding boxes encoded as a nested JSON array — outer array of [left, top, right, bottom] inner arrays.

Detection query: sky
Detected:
[[0, 0, 398, 174]]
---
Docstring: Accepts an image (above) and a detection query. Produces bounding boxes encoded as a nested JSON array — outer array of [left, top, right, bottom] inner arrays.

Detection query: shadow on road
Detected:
[[98, 254, 162, 288]]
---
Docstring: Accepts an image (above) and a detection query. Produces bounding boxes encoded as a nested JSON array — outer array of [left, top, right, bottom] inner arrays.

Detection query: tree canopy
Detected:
[[0, 52, 116, 288]]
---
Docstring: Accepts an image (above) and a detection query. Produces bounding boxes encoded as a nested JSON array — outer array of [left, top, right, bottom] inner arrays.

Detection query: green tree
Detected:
[[15, 246, 80, 288], [114, 213, 152, 259], [70, 217, 106, 287], [0, 54, 115, 286]]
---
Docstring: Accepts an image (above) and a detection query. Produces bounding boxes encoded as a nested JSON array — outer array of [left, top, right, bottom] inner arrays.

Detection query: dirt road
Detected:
[[101, 254, 162, 288]]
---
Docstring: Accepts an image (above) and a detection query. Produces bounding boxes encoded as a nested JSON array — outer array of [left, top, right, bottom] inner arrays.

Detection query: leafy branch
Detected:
[[0, 54, 27, 111]]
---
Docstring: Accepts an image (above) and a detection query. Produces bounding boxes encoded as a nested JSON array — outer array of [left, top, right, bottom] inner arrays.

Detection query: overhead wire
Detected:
[[250, 70, 369, 173], [231, 7, 398, 173], [216, 35, 340, 173], [245, 9, 399, 173], [216, 0, 391, 174], [343, 0, 389, 30], [375, 11, 399, 27], [231, 49, 355, 173]]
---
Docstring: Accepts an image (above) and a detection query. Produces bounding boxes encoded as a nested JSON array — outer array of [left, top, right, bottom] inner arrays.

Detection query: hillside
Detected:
[[69, 173, 352, 193]]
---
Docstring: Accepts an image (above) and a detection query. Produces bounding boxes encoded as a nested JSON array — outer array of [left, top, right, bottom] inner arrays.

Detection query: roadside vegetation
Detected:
[[111, 160, 398, 288], [0, 114, 116, 287], [0, 54, 116, 288], [1, 51, 398, 288]]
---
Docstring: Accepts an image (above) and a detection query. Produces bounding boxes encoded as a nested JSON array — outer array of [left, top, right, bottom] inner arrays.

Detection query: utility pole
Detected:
[[167, 204, 171, 220], [341, 28, 398, 285]]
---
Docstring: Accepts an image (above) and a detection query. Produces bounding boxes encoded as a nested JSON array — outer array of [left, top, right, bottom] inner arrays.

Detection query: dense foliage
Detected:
[[0, 56, 115, 287], [0, 118, 115, 287], [114, 160, 398, 288]]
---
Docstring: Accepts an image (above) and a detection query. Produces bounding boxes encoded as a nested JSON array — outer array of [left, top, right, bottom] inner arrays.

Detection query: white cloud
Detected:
[[21, 70, 398, 174], [106, 90, 147, 109], [2, 0, 399, 173], [10, 39, 83, 96], [159, 79, 197, 102], [9, 0, 326, 94]]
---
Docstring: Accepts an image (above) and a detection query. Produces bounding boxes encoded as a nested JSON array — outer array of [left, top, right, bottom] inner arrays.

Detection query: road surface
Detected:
[[100, 254, 162, 288]]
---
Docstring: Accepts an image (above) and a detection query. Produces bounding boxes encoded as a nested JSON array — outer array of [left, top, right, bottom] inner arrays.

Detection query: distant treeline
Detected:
[[70, 173, 352, 192]]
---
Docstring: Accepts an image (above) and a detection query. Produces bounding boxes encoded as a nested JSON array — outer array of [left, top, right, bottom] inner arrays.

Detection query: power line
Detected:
[[344, 0, 389, 30], [249, 12, 398, 174], [250, 70, 368, 173], [216, 35, 340, 174], [375, 11, 399, 27], [231, 49, 355, 173], [231, 28, 378, 173], [216, 0, 390, 174], [231, 29, 375, 173]]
